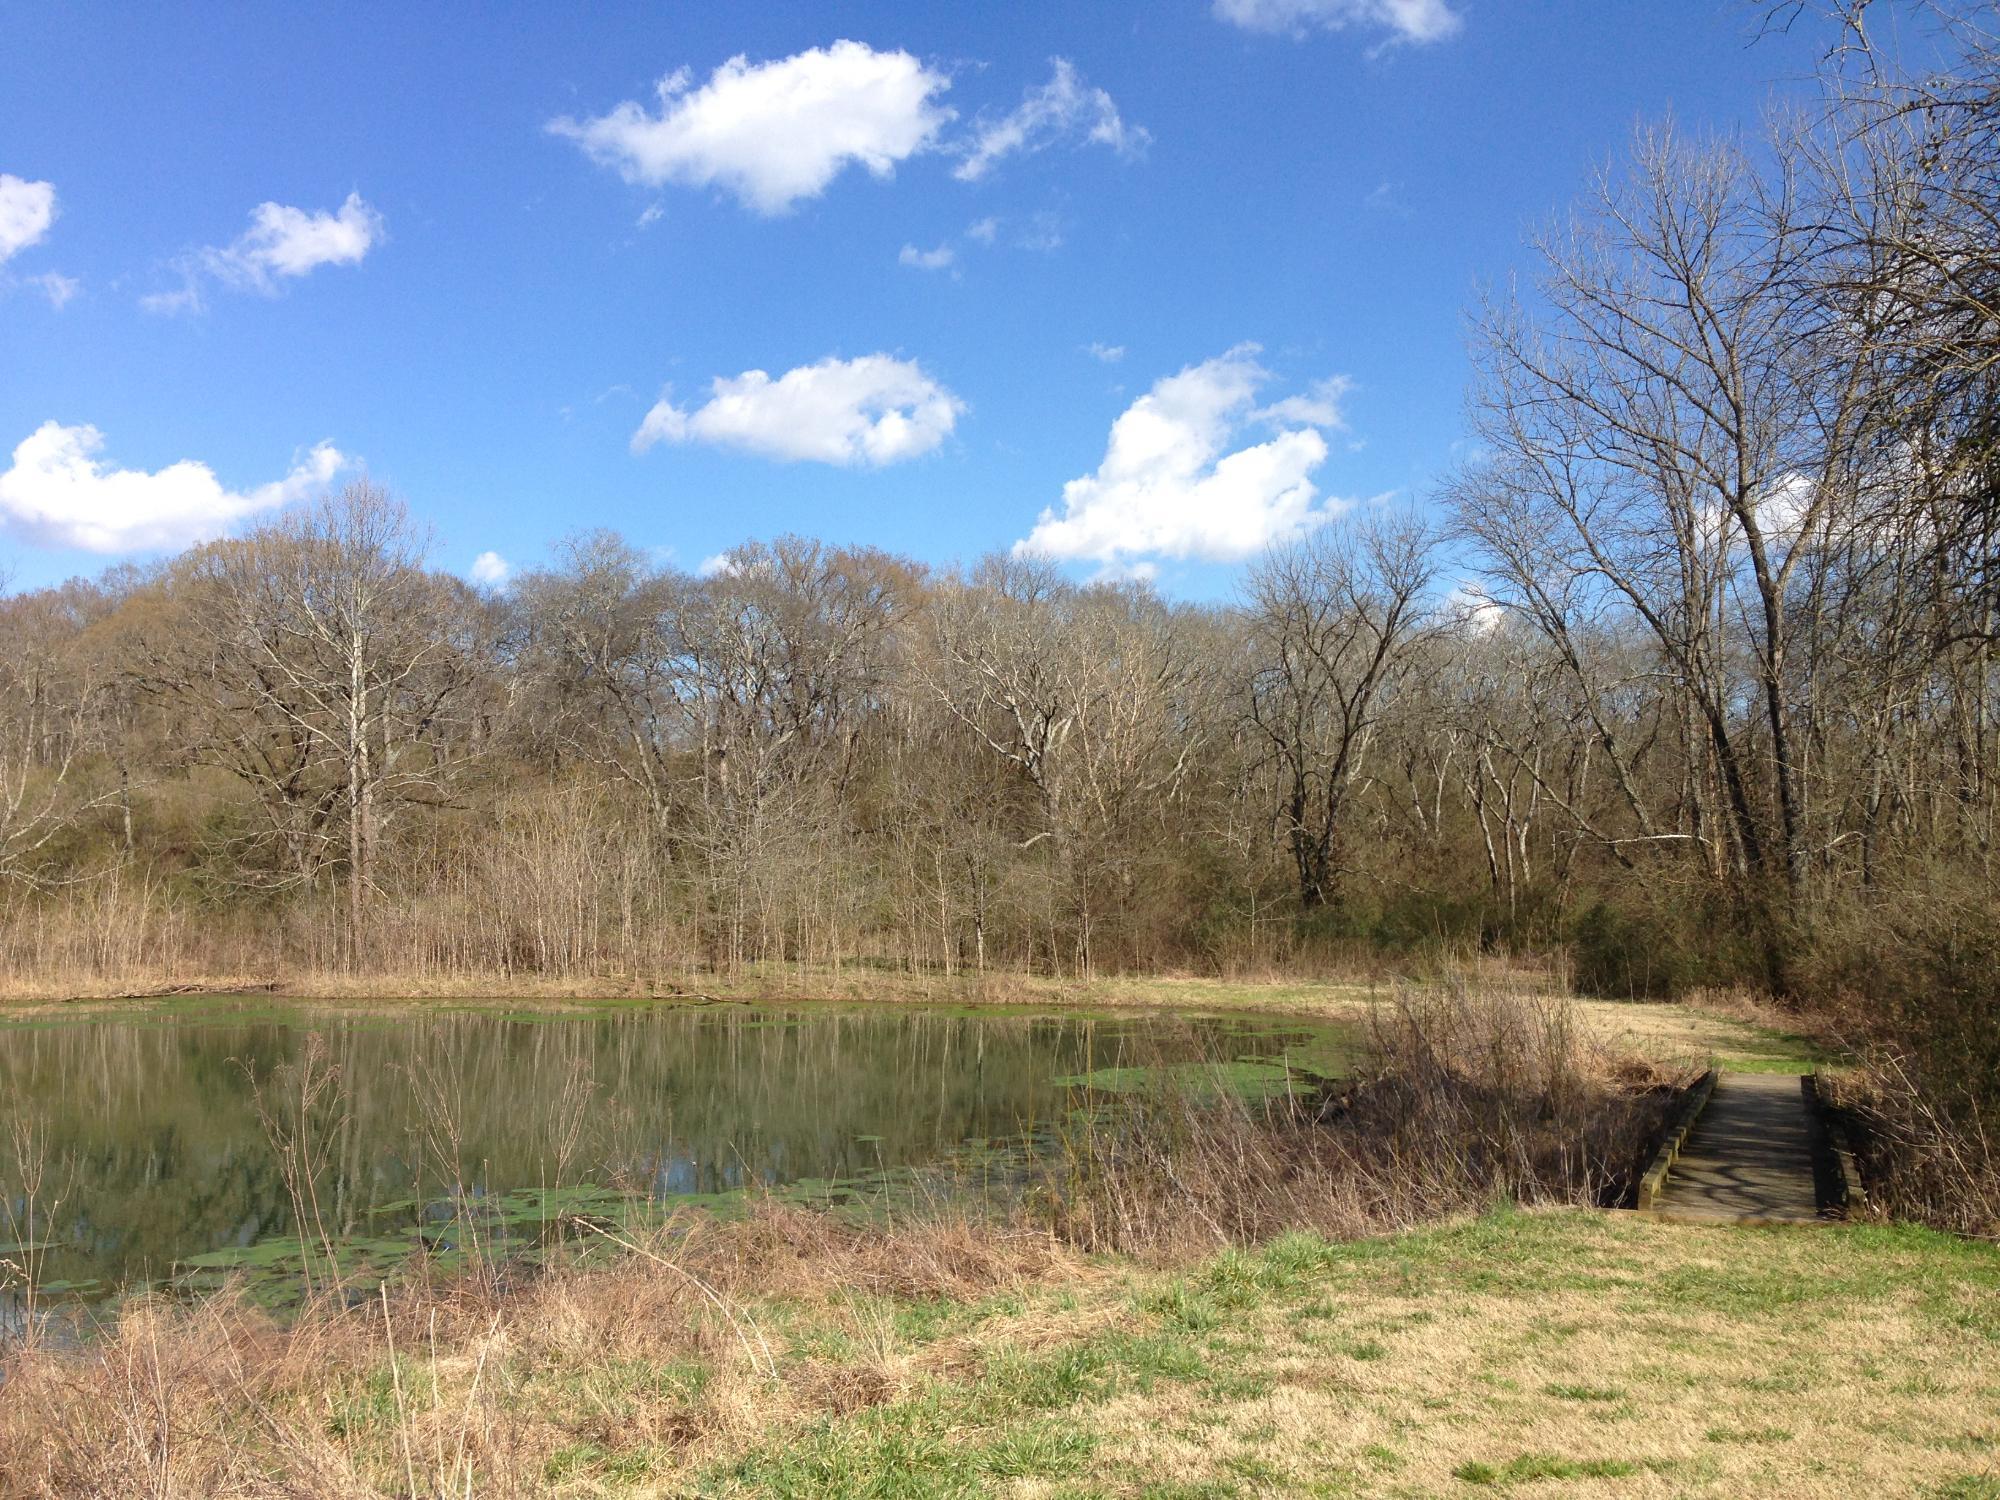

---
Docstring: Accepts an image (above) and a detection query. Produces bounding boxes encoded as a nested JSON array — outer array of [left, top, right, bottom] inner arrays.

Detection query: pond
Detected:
[[0, 997, 1345, 1317]]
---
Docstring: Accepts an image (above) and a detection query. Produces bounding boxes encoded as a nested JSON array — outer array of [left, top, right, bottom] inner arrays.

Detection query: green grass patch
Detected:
[[1705, 1425, 1793, 1445], [1051, 1057, 1323, 1101], [1455, 1452, 1644, 1486], [1543, 1382, 1625, 1403]]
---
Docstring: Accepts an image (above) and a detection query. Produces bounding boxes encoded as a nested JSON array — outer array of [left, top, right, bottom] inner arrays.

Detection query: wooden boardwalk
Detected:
[[1651, 1072, 1824, 1223]]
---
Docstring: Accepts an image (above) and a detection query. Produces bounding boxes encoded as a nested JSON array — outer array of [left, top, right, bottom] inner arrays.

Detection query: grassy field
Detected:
[[696, 1210, 2000, 1499], [8, 1206, 1993, 1498]]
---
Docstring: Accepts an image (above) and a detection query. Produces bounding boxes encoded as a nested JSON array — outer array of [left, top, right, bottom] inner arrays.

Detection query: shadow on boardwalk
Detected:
[[1653, 1072, 1825, 1224]]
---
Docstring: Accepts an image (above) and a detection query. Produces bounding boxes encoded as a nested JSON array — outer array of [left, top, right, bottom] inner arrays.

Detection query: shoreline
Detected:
[[0, 966, 1833, 1075], [0, 967, 1415, 1024]]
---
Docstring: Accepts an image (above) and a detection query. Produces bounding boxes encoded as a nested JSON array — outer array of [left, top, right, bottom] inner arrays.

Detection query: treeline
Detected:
[[1, 6, 1995, 1021]]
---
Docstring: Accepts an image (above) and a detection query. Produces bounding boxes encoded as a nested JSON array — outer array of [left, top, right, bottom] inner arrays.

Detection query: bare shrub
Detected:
[[1802, 902, 2000, 1237], [1037, 983, 1684, 1259]]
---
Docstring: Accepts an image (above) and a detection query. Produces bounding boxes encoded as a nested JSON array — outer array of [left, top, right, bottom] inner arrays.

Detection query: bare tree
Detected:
[[0, 592, 115, 886], [1244, 514, 1437, 915], [921, 557, 1204, 974], [139, 482, 487, 961]]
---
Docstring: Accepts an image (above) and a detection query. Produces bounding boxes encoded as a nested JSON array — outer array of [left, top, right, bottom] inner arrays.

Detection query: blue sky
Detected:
[[0, 1, 1830, 595]]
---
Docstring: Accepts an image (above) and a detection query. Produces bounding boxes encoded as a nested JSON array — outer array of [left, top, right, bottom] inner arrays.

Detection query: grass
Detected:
[[6, 1206, 1996, 1497], [703, 1211, 1998, 1498]]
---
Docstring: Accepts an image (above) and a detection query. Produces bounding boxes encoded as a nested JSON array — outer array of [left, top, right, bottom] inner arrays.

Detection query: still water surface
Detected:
[[0, 997, 1340, 1307]]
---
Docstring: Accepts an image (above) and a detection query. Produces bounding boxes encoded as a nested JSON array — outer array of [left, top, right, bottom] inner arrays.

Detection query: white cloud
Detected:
[[25, 271, 80, 309], [1252, 375, 1352, 428], [550, 42, 952, 216], [0, 179, 77, 309], [1015, 211, 1064, 252], [143, 191, 384, 313], [1363, 180, 1411, 215], [966, 215, 999, 244], [1445, 580, 1503, 635], [633, 354, 963, 467], [0, 421, 343, 553], [695, 552, 737, 579], [0, 175, 56, 262], [138, 283, 203, 317], [954, 59, 1148, 183], [1085, 342, 1126, 364], [218, 192, 382, 283], [1016, 344, 1350, 567], [470, 550, 512, 587], [1214, 0, 1463, 44], [898, 241, 955, 271]]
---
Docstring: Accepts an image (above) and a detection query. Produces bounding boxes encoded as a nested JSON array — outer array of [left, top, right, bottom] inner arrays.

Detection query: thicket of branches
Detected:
[[1, 6, 1993, 1032]]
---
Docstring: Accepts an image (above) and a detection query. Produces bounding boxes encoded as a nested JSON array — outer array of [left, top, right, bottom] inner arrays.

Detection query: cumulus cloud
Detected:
[[1214, 0, 1462, 44], [0, 175, 57, 262], [966, 216, 999, 244], [1016, 344, 1350, 567], [218, 192, 383, 284], [955, 59, 1148, 183], [550, 42, 952, 216], [633, 354, 963, 467], [470, 550, 512, 587], [1085, 342, 1126, 363], [1445, 580, 1503, 635], [898, 241, 955, 271], [0, 421, 343, 553], [142, 191, 384, 313]]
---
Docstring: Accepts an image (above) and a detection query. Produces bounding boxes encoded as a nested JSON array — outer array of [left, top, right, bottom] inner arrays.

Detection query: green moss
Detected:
[[1050, 1058, 1324, 1101]]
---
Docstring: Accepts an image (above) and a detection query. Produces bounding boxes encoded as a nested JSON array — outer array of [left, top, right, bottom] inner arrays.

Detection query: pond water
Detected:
[[0, 997, 1344, 1315]]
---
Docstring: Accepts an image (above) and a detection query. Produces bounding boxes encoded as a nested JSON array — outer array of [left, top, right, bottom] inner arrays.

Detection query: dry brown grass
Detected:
[[0, 1204, 1080, 1499], [1827, 1057, 2000, 1240], [9, 1202, 1996, 1498]]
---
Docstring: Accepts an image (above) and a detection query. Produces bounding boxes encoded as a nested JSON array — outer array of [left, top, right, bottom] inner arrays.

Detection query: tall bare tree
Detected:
[[1245, 514, 1437, 915], [139, 482, 487, 960]]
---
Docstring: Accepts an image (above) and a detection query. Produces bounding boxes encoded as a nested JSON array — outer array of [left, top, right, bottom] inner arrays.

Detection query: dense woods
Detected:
[[2, 8, 1994, 1035]]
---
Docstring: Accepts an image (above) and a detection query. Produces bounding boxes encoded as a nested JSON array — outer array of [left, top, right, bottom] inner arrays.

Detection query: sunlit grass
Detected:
[[7, 1206, 1995, 1496]]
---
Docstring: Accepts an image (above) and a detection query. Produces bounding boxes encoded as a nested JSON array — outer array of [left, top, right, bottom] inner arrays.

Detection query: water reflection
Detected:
[[0, 999, 1328, 1301]]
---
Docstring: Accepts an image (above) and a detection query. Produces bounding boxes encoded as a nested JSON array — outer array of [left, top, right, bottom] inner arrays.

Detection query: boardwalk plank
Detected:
[[1653, 1072, 1823, 1223]]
